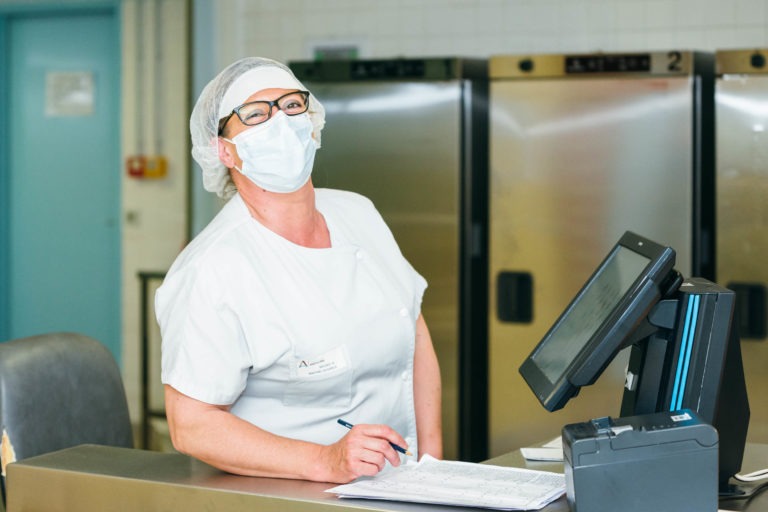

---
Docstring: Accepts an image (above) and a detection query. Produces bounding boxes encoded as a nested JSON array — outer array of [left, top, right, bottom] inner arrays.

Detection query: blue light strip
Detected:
[[670, 294, 700, 410], [675, 294, 700, 409]]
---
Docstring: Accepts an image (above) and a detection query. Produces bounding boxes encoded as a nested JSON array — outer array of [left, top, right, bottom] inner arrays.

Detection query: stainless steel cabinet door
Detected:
[[489, 76, 695, 455], [717, 75, 768, 444]]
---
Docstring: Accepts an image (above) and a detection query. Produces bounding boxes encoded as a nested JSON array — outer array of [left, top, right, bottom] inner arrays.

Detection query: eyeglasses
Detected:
[[218, 90, 310, 135]]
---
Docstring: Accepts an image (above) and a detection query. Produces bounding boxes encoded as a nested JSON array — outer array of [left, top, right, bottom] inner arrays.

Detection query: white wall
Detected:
[[121, 0, 189, 434], [205, 0, 768, 67]]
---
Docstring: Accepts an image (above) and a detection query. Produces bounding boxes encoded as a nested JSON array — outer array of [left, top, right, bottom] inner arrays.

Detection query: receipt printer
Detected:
[[562, 409, 718, 512]]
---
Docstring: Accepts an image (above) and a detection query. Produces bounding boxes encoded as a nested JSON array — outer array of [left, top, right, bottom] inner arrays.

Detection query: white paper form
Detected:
[[326, 455, 565, 510]]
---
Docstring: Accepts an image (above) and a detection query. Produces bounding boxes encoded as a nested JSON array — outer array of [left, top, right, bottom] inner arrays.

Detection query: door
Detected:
[[1, 9, 121, 362], [488, 73, 696, 455], [716, 52, 768, 443]]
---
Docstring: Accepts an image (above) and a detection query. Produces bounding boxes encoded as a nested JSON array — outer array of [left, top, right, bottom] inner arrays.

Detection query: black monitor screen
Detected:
[[520, 231, 677, 411], [532, 246, 651, 384]]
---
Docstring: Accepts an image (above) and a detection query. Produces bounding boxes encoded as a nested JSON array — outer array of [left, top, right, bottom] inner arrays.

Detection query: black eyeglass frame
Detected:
[[218, 90, 310, 135]]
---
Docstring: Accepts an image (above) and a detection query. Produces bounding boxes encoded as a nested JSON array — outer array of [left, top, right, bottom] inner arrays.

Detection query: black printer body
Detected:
[[563, 409, 718, 512]]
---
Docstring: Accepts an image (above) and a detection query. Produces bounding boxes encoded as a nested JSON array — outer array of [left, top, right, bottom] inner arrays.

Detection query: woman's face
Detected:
[[220, 87, 297, 140]]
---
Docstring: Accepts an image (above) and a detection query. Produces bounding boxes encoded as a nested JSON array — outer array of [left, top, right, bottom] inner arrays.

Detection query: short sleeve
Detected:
[[156, 261, 252, 405]]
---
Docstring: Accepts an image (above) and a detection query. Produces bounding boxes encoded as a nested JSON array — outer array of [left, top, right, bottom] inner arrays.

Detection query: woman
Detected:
[[155, 57, 442, 484]]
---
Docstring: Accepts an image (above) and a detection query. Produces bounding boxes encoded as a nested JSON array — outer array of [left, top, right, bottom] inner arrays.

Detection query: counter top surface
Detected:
[[7, 442, 767, 511]]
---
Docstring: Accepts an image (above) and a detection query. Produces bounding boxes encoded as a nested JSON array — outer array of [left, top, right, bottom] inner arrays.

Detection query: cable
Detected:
[[735, 468, 768, 483]]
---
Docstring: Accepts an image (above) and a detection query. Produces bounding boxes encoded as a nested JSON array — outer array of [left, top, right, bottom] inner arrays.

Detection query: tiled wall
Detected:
[[212, 0, 768, 66]]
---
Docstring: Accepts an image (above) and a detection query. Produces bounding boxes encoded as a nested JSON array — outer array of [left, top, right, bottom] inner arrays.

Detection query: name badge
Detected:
[[295, 346, 348, 379]]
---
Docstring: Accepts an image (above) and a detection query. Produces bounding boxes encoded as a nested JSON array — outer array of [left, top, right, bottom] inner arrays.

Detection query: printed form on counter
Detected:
[[326, 455, 565, 510]]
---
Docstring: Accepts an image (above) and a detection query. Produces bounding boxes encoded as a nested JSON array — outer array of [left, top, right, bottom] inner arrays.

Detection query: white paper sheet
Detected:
[[326, 455, 565, 510], [521, 436, 564, 462]]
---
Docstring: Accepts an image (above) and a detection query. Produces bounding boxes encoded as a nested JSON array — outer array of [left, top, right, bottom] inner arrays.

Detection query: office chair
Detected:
[[0, 332, 133, 507]]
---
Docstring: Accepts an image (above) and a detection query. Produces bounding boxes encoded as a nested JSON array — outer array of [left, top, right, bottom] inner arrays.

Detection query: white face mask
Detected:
[[225, 112, 317, 193]]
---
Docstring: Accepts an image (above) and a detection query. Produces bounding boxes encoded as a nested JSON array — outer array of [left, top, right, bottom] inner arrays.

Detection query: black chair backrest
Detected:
[[0, 332, 133, 503]]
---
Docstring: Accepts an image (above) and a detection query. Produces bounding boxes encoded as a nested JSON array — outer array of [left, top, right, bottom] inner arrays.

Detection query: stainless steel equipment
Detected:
[[715, 49, 768, 444], [290, 58, 489, 461], [488, 51, 716, 456]]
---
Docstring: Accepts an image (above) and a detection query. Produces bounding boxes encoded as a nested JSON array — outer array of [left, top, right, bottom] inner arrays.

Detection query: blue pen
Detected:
[[337, 418, 412, 456]]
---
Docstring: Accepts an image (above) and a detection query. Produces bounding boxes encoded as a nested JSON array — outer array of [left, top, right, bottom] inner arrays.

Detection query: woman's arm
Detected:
[[164, 384, 406, 483], [412, 313, 443, 459]]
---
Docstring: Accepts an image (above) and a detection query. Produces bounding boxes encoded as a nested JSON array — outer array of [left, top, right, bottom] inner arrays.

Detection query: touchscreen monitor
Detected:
[[519, 231, 676, 411]]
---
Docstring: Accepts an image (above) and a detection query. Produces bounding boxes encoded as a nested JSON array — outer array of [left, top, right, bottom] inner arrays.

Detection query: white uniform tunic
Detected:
[[156, 189, 427, 454]]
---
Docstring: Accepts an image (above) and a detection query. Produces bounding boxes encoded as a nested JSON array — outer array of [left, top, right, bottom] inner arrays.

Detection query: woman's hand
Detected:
[[318, 423, 408, 483]]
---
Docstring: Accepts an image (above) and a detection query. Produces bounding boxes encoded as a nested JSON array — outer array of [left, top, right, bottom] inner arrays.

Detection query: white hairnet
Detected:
[[190, 57, 326, 199]]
